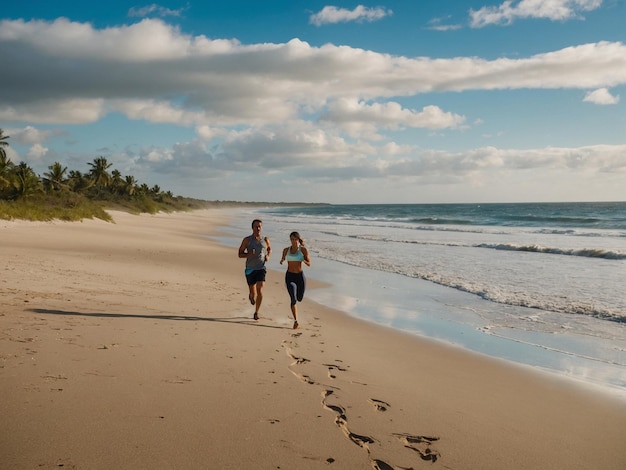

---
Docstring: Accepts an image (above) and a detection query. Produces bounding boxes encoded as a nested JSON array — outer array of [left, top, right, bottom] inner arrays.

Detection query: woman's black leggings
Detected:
[[285, 271, 306, 305]]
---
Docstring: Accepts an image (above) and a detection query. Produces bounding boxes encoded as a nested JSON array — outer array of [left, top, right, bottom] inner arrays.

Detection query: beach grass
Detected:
[[0, 191, 326, 222], [0, 192, 113, 222], [0, 191, 217, 222]]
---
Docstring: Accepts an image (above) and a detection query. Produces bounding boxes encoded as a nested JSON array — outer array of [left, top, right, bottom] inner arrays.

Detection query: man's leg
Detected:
[[255, 281, 264, 314], [248, 284, 256, 305]]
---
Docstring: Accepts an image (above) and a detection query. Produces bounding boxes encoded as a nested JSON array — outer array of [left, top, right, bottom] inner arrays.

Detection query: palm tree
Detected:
[[67, 170, 94, 193], [43, 162, 68, 191], [12, 162, 42, 197], [0, 130, 13, 196], [122, 175, 137, 197], [0, 129, 9, 161], [0, 153, 14, 195], [110, 169, 123, 195], [87, 156, 113, 191]]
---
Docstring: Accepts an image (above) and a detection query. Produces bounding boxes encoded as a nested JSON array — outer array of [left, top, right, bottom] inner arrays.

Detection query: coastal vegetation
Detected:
[[0, 129, 323, 222], [0, 129, 215, 222]]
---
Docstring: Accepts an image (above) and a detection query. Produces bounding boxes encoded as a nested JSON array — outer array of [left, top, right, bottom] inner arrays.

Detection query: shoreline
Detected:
[[215, 208, 626, 397], [1, 209, 625, 469]]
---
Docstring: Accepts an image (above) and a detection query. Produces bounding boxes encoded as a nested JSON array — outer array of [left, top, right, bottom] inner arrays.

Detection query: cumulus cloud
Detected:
[[1, 18, 625, 130], [320, 99, 466, 138], [130, 118, 626, 182], [112, 99, 209, 126], [6, 126, 56, 145], [583, 87, 620, 105], [310, 5, 393, 26], [0, 17, 215, 62], [470, 0, 602, 28], [196, 125, 229, 141], [26, 143, 48, 160]]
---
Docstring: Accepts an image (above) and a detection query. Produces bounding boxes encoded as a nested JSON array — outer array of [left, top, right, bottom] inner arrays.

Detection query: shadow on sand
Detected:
[[28, 308, 289, 330]]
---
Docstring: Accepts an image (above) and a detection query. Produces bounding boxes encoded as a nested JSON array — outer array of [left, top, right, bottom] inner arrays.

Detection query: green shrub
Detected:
[[0, 193, 112, 222]]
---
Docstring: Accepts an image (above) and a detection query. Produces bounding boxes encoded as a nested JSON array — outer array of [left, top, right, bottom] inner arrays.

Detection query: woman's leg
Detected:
[[296, 273, 306, 302], [286, 273, 298, 306], [286, 273, 299, 328]]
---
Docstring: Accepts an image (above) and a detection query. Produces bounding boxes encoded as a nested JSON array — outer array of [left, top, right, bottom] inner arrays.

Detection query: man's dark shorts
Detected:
[[246, 269, 266, 285]]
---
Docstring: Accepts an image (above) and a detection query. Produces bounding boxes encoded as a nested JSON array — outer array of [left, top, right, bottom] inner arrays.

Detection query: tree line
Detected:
[[0, 128, 181, 205]]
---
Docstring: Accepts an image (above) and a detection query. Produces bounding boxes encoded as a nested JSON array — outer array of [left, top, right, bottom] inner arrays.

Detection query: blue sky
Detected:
[[1, 1, 625, 203]]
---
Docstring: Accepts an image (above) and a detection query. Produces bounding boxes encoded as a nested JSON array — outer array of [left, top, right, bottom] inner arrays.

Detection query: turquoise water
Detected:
[[274, 201, 626, 231], [262, 202, 626, 320]]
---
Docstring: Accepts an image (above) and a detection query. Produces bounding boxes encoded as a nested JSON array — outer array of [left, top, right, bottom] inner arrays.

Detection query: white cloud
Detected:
[[470, 0, 603, 28], [6, 126, 54, 145], [0, 17, 241, 62], [320, 99, 466, 138], [128, 4, 187, 18], [59, 126, 623, 202], [583, 88, 620, 105], [427, 16, 464, 31], [428, 23, 464, 32], [131, 120, 626, 181], [2, 18, 625, 129], [26, 143, 48, 160], [310, 5, 393, 26], [112, 99, 209, 126], [143, 147, 174, 162], [2, 146, 20, 163], [196, 125, 229, 141]]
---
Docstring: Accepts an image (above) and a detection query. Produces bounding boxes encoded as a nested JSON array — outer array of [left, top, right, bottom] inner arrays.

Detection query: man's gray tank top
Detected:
[[246, 235, 267, 272]]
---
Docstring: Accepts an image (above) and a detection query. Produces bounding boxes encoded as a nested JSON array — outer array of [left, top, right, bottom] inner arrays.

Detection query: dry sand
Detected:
[[1, 209, 625, 470]]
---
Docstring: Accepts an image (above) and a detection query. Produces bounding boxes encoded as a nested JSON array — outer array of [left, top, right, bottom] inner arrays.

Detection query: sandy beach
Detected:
[[1, 209, 625, 470]]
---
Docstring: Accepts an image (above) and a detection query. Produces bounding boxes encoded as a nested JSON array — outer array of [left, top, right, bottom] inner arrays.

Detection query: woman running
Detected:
[[279, 231, 311, 329]]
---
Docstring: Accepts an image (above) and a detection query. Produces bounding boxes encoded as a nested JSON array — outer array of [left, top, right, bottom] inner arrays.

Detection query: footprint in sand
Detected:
[[368, 398, 390, 412], [282, 342, 316, 384], [323, 363, 347, 379], [393, 433, 440, 462], [321, 390, 441, 467], [282, 332, 439, 467], [372, 459, 395, 470], [321, 390, 376, 451]]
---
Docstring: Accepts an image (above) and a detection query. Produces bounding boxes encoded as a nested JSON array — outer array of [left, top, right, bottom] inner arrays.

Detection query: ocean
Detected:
[[216, 202, 626, 396]]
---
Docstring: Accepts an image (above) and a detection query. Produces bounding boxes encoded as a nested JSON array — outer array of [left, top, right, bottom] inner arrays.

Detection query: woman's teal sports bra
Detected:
[[285, 247, 304, 262]]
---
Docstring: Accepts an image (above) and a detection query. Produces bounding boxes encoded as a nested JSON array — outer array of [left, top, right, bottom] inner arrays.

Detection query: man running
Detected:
[[238, 219, 271, 320]]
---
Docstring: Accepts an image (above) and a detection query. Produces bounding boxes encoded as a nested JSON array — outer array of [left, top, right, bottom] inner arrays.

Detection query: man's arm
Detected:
[[238, 237, 250, 258], [264, 237, 271, 261]]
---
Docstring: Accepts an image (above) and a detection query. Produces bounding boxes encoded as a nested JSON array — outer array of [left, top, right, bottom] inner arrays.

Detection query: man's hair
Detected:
[[252, 219, 262, 228]]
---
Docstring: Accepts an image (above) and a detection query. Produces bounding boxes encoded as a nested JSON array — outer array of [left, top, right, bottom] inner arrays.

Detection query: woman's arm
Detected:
[[302, 246, 311, 266]]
